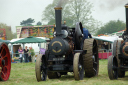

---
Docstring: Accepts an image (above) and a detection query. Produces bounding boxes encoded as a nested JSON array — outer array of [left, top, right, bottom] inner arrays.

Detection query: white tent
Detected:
[[9, 37, 49, 58]]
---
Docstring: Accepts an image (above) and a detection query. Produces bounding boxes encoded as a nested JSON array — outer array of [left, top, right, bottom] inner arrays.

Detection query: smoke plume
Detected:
[[56, 0, 62, 7], [93, 0, 128, 11], [56, 0, 69, 7]]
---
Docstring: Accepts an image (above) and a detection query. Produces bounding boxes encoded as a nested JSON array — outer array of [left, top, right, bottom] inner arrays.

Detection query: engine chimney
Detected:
[[54, 7, 62, 36], [125, 3, 128, 34]]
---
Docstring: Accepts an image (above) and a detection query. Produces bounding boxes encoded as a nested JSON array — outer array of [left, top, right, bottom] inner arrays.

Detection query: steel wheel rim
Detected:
[[0, 43, 11, 81]]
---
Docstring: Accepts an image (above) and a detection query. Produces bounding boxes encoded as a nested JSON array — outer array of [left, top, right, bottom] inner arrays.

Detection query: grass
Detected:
[[1, 59, 128, 85]]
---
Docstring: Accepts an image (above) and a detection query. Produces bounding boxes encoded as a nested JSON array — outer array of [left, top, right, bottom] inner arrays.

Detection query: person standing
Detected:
[[18, 46, 24, 63], [29, 47, 35, 63], [24, 46, 29, 63]]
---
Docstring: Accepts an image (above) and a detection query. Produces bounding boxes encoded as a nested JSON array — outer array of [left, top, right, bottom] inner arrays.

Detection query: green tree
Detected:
[[42, 0, 96, 29], [42, 0, 72, 26], [37, 21, 42, 25], [96, 20, 126, 35], [0, 23, 13, 40], [20, 18, 35, 26], [67, 0, 93, 24]]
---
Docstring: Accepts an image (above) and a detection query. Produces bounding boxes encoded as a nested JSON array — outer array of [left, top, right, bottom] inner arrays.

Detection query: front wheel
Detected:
[[108, 56, 118, 80], [73, 53, 84, 80], [35, 54, 47, 81]]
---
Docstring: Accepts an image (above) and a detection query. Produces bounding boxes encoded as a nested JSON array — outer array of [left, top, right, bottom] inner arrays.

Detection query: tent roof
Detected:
[[0, 39, 10, 43], [11, 36, 46, 44], [93, 36, 121, 43]]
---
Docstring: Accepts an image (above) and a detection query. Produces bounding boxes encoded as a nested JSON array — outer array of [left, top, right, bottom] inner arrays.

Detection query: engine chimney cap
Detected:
[[125, 3, 128, 8], [54, 7, 62, 10]]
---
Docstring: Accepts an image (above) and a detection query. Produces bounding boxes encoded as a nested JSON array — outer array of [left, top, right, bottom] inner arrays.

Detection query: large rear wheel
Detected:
[[0, 42, 11, 81], [73, 53, 84, 80], [35, 54, 47, 81], [83, 39, 99, 77]]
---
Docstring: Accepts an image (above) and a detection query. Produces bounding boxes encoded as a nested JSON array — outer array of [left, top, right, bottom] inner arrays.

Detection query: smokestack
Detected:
[[54, 0, 62, 36], [125, 3, 128, 34]]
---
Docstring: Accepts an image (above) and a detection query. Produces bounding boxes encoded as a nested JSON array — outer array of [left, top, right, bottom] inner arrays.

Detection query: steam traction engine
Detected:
[[0, 42, 11, 81], [35, 6, 99, 81], [108, 3, 128, 80]]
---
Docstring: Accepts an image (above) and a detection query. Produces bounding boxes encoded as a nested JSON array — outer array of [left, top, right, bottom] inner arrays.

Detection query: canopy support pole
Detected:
[[11, 44, 13, 58], [23, 43, 25, 50]]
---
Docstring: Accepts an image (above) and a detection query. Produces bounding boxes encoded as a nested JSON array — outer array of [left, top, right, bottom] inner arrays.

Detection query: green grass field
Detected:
[[1, 59, 128, 85]]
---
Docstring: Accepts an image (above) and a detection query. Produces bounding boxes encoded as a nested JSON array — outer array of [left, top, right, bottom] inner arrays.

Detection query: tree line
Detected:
[[42, 0, 126, 35], [96, 20, 126, 35], [0, 0, 126, 40]]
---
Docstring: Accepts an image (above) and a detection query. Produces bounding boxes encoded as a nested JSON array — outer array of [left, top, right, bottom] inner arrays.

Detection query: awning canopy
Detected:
[[11, 36, 46, 44], [93, 36, 120, 43]]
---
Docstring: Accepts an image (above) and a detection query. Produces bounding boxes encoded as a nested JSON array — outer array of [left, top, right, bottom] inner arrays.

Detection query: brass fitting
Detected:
[[54, 7, 62, 10], [125, 3, 128, 8]]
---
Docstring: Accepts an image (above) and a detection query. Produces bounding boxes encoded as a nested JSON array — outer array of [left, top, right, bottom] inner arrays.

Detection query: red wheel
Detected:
[[0, 42, 11, 81]]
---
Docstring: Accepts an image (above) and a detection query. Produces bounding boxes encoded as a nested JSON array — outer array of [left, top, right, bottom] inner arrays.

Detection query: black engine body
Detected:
[[45, 6, 84, 73], [47, 24, 78, 72]]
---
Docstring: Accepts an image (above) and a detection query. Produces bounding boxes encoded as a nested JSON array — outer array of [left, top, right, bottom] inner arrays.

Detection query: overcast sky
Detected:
[[0, 0, 128, 33]]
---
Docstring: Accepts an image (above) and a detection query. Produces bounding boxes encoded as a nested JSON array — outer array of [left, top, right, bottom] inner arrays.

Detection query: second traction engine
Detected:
[[108, 3, 128, 80]]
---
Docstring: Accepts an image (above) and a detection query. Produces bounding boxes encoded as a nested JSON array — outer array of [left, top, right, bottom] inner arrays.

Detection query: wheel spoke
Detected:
[[4, 66, 8, 70], [93, 61, 97, 64], [0, 47, 5, 55], [93, 68, 97, 75], [1, 71, 6, 78], [0, 57, 2, 62], [0, 48, 8, 61], [2, 54, 8, 59]]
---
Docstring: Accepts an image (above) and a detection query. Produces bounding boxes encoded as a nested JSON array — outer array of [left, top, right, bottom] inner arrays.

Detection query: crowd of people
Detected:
[[18, 46, 35, 63]]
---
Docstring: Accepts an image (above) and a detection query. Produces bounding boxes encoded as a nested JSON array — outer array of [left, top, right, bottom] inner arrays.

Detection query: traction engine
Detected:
[[35, 3, 99, 81], [108, 3, 128, 80]]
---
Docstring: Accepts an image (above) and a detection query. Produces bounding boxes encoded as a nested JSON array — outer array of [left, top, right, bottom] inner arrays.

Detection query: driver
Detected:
[[83, 27, 92, 40]]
